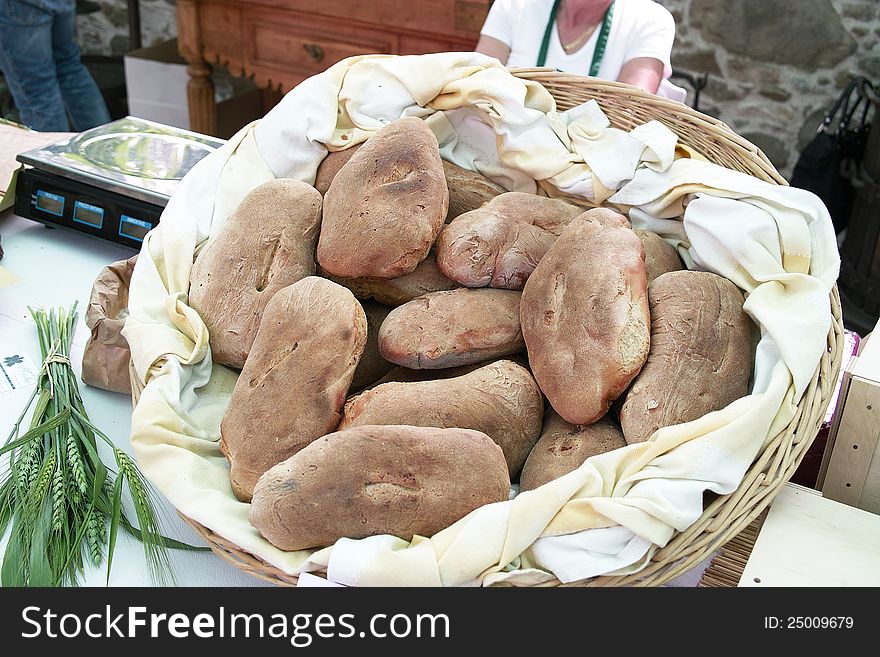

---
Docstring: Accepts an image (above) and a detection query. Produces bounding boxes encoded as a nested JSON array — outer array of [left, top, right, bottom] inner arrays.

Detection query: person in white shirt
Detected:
[[476, 0, 678, 97]]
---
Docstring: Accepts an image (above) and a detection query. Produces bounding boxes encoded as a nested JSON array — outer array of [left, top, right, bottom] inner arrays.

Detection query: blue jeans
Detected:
[[0, 0, 110, 131]]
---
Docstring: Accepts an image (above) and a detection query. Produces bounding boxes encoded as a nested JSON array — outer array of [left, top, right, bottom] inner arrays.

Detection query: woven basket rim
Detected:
[[132, 68, 844, 587]]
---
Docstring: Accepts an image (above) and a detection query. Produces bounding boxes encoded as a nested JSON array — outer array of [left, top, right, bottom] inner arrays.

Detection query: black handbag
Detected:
[[791, 77, 874, 233]]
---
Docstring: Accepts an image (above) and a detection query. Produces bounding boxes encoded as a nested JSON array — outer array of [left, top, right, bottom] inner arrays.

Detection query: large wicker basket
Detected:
[[131, 69, 844, 587]]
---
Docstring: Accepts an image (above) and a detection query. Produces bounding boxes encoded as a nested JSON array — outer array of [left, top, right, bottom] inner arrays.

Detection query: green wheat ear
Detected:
[[51, 457, 65, 533]]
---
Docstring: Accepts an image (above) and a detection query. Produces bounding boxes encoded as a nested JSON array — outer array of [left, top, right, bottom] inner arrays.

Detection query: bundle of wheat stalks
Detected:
[[0, 304, 195, 586]]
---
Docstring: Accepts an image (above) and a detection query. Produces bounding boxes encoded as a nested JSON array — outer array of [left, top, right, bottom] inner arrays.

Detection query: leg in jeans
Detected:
[[50, 0, 109, 130], [0, 0, 69, 130]]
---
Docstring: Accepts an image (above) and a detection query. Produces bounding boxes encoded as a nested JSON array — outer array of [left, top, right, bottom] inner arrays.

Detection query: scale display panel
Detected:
[[73, 200, 105, 229], [119, 215, 151, 243], [15, 168, 163, 250], [35, 190, 64, 217]]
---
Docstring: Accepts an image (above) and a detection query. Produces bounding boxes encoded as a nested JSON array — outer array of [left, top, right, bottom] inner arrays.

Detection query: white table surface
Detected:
[[0, 210, 269, 587]]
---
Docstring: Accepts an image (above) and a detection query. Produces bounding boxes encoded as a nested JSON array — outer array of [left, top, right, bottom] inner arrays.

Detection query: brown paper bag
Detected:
[[82, 255, 138, 394]]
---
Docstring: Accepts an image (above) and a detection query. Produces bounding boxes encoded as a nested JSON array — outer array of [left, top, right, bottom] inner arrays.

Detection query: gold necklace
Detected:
[[560, 23, 599, 53]]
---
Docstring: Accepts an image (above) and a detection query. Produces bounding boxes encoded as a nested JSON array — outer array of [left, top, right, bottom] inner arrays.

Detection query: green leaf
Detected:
[[26, 389, 51, 433], [59, 507, 92, 583], [119, 518, 209, 551], [72, 409, 116, 448], [1, 514, 27, 586], [3, 386, 40, 446], [28, 500, 54, 587], [71, 420, 103, 469], [0, 479, 13, 537], [105, 475, 124, 585], [0, 410, 71, 456]]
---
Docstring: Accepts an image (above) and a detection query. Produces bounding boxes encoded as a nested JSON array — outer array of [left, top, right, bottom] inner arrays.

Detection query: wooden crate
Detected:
[[739, 484, 880, 586], [820, 320, 880, 514]]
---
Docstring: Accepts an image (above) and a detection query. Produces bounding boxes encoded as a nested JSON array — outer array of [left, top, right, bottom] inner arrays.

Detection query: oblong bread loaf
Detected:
[[220, 277, 367, 501], [350, 300, 395, 391], [442, 160, 506, 222], [317, 117, 448, 279], [249, 425, 510, 551], [378, 288, 524, 369], [521, 208, 650, 425], [314, 144, 362, 195], [340, 359, 543, 476], [520, 413, 626, 491], [367, 363, 485, 388], [189, 178, 322, 368], [620, 270, 753, 444], [321, 251, 458, 306], [636, 230, 684, 285]]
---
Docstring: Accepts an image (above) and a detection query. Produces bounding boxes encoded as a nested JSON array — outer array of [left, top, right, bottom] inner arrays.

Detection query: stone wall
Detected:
[[76, 0, 177, 57], [660, 0, 879, 177], [77, 0, 879, 178]]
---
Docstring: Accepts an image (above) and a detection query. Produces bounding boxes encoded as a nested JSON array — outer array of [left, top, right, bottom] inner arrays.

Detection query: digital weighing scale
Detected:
[[14, 117, 225, 250]]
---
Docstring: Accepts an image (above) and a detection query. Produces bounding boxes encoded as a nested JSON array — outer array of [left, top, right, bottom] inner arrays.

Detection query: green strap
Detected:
[[536, 0, 563, 68], [537, 0, 615, 77], [589, 1, 614, 77]]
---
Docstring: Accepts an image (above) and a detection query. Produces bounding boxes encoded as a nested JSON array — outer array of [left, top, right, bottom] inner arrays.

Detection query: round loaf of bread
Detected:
[[249, 424, 510, 551], [436, 192, 583, 290]]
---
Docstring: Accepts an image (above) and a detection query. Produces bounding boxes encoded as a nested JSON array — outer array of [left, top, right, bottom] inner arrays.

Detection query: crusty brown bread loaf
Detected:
[[520, 413, 626, 491], [318, 151, 502, 220], [350, 300, 395, 391], [521, 209, 650, 425], [636, 230, 684, 285], [314, 144, 362, 195], [435, 192, 583, 290], [249, 425, 510, 551], [220, 277, 367, 501], [321, 251, 459, 306], [619, 270, 752, 444], [189, 179, 322, 368], [317, 117, 448, 279], [378, 288, 524, 369], [442, 160, 506, 222], [340, 359, 543, 476]]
